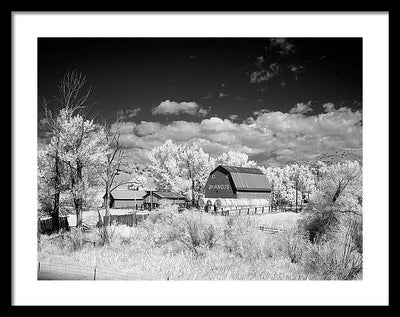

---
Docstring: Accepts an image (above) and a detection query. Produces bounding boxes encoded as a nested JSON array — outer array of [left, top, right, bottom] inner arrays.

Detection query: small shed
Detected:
[[105, 190, 146, 209], [143, 191, 189, 210], [204, 165, 272, 201]]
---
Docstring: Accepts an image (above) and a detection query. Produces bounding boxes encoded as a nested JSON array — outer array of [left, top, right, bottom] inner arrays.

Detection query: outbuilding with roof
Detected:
[[142, 191, 189, 210], [204, 165, 272, 201], [104, 189, 147, 209]]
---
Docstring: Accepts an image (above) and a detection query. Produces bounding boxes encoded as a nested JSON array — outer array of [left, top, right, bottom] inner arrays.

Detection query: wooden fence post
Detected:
[[38, 262, 40, 274], [94, 267, 97, 280]]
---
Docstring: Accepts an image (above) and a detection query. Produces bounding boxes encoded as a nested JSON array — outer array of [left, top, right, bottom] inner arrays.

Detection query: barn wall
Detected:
[[236, 191, 271, 201], [204, 169, 236, 198], [143, 196, 186, 205], [113, 199, 143, 209], [143, 195, 161, 204]]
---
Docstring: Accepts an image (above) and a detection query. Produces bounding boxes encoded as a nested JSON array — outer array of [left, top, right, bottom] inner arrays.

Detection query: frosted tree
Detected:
[[128, 174, 148, 190], [37, 146, 66, 224], [150, 140, 184, 193], [57, 109, 107, 228], [300, 160, 363, 244], [287, 164, 316, 211], [265, 163, 315, 210], [180, 143, 215, 205], [150, 140, 214, 205], [37, 70, 93, 232], [215, 150, 257, 168], [315, 160, 362, 214]]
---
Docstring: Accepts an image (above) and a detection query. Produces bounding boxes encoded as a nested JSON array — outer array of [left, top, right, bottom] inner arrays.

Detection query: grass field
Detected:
[[38, 207, 362, 280]]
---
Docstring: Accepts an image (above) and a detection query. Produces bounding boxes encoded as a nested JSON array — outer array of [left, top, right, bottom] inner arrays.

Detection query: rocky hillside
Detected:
[[296, 148, 362, 166]]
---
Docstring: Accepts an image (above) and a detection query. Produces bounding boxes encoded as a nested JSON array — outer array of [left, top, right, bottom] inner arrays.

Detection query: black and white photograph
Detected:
[[12, 12, 389, 306]]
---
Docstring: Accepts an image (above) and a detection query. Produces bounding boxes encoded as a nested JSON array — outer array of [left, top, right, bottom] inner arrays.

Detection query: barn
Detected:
[[105, 190, 146, 209], [204, 165, 272, 201], [143, 191, 189, 210], [103, 169, 157, 209]]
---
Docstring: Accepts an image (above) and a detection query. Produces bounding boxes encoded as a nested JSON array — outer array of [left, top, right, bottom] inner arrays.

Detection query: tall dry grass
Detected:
[[38, 204, 362, 280]]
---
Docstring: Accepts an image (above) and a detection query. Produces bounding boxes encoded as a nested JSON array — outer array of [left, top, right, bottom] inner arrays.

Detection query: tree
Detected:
[[180, 143, 215, 205], [37, 127, 64, 232], [100, 120, 126, 223], [57, 109, 107, 228], [128, 174, 148, 190], [149, 140, 214, 205], [300, 160, 362, 243], [314, 160, 362, 215], [48, 70, 107, 229], [265, 163, 315, 210], [215, 150, 257, 167], [37, 145, 65, 232], [37, 70, 92, 232], [150, 140, 184, 193]]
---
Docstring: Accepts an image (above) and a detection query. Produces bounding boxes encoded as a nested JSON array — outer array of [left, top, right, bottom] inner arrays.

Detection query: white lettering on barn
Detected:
[[208, 184, 230, 190]]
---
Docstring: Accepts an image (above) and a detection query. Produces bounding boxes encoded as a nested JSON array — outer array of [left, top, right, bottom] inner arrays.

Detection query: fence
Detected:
[[100, 212, 149, 227], [38, 216, 70, 234], [258, 226, 286, 234], [270, 205, 303, 213], [37, 261, 155, 280], [204, 205, 273, 216], [204, 205, 302, 216]]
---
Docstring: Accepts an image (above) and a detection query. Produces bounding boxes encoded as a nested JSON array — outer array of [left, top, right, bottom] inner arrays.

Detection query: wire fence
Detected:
[[37, 261, 156, 280]]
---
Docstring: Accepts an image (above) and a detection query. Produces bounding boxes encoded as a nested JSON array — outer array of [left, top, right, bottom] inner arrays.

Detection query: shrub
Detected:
[[276, 228, 307, 264], [146, 202, 178, 224], [303, 241, 362, 280], [302, 216, 363, 280], [222, 215, 275, 260], [298, 204, 339, 244], [65, 228, 94, 251], [96, 223, 118, 246], [142, 208, 225, 256], [173, 211, 224, 256]]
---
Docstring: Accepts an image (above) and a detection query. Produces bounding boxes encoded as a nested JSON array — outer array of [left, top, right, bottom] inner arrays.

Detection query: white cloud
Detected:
[[229, 114, 239, 121], [253, 109, 270, 116], [268, 38, 296, 56], [323, 102, 336, 113], [152, 100, 210, 116], [116, 107, 142, 120], [127, 107, 141, 117], [250, 63, 280, 83], [289, 102, 313, 114], [219, 92, 228, 98], [113, 104, 362, 166], [255, 56, 264, 66], [288, 64, 304, 73]]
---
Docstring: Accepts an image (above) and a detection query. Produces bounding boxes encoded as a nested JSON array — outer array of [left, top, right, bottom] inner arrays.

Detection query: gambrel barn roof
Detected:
[[211, 165, 272, 191]]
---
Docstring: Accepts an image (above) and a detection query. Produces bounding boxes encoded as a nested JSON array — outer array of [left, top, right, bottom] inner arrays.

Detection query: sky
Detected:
[[38, 37, 362, 167]]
